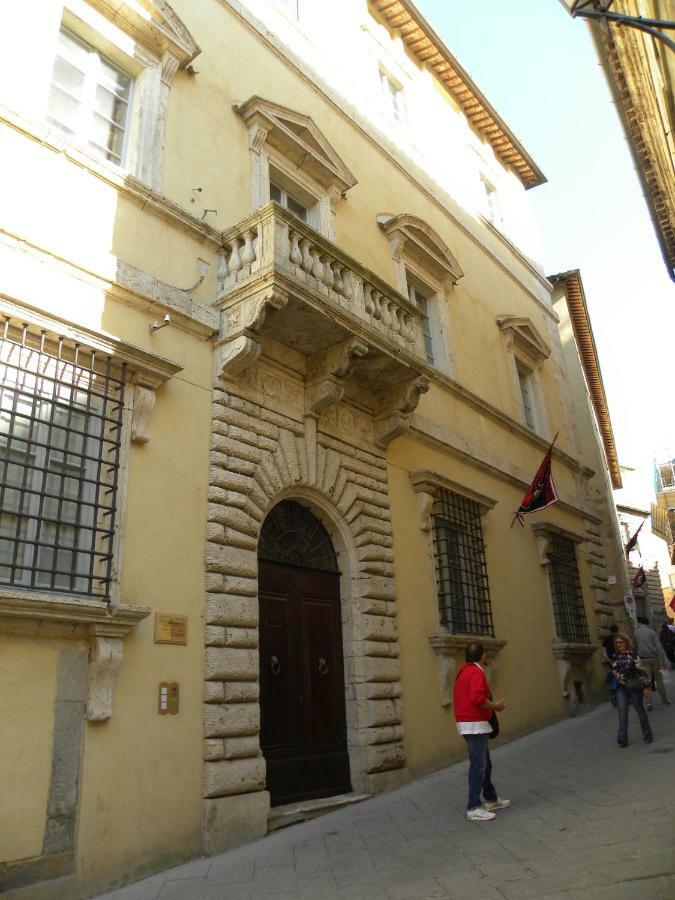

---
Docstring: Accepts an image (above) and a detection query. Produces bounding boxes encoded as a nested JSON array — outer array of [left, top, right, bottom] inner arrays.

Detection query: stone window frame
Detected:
[[377, 214, 463, 377], [409, 469, 506, 707], [47, 0, 199, 191], [497, 315, 551, 438], [531, 520, 597, 715], [235, 95, 358, 242], [0, 299, 182, 721]]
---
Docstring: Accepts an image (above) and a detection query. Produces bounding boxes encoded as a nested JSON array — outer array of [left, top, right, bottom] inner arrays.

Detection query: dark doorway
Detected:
[[258, 501, 351, 807]]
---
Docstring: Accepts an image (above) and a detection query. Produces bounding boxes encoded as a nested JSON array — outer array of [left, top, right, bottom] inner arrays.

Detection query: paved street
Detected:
[[99, 677, 675, 900]]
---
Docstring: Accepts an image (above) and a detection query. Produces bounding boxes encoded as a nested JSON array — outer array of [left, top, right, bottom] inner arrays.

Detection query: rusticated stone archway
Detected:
[[202, 383, 409, 854]]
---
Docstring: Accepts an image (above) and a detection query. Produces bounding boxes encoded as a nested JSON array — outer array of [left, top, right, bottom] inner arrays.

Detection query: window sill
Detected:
[[428, 633, 507, 707], [0, 587, 150, 721], [551, 642, 597, 714]]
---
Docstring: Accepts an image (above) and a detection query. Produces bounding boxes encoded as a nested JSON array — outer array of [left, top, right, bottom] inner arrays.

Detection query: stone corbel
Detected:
[[248, 122, 269, 154], [305, 338, 369, 418], [217, 335, 261, 381], [551, 642, 597, 716], [305, 380, 344, 417], [249, 287, 289, 332], [131, 372, 164, 444], [429, 634, 508, 707], [87, 635, 124, 722], [160, 50, 181, 86], [374, 376, 430, 449], [409, 470, 496, 530]]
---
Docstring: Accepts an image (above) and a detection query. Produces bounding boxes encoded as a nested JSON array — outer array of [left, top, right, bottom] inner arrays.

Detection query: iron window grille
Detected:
[[0, 319, 126, 600], [546, 533, 589, 643], [432, 488, 494, 637]]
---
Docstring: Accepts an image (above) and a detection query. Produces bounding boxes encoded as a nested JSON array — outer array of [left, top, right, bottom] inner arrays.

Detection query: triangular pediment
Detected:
[[497, 316, 550, 361], [95, 0, 200, 64], [235, 97, 357, 194], [378, 214, 464, 285]]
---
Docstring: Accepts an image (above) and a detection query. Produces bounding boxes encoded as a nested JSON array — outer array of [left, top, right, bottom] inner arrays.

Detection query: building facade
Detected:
[[576, 0, 675, 281], [0, 1, 627, 896]]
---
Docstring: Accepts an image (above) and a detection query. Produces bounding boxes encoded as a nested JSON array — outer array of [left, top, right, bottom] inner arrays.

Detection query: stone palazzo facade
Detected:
[[202, 199, 436, 848]]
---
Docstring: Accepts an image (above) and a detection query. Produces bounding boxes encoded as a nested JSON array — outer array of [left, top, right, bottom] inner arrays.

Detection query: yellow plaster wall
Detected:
[[0, 640, 58, 863], [388, 435, 601, 777]]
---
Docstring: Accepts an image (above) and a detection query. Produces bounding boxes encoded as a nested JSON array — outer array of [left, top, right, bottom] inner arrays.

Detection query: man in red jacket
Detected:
[[453, 640, 509, 821]]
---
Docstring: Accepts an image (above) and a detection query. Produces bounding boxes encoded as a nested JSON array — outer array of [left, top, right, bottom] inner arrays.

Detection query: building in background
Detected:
[[0, 1, 628, 895], [562, 0, 675, 281]]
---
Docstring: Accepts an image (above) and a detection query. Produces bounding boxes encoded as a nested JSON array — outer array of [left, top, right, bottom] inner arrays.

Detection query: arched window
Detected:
[[258, 500, 338, 572]]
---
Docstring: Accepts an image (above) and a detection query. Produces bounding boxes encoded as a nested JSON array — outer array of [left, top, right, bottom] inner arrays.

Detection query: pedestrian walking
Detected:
[[600, 624, 619, 706], [453, 641, 509, 821], [659, 621, 675, 669], [610, 632, 653, 748], [633, 617, 670, 710]]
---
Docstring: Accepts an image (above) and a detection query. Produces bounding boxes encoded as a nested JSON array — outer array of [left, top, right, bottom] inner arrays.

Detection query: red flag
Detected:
[[512, 435, 559, 527], [632, 566, 647, 589], [625, 517, 647, 559]]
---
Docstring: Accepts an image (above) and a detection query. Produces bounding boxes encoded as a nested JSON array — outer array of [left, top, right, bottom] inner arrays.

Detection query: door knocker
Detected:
[[318, 657, 328, 676], [270, 655, 281, 675]]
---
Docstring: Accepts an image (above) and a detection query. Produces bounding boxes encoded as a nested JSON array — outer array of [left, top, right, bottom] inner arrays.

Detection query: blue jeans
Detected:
[[464, 733, 497, 810], [616, 686, 652, 744]]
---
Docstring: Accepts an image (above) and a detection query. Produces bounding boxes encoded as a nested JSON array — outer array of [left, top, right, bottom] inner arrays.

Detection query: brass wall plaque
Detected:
[[159, 682, 180, 715], [154, 613, 188, 645]]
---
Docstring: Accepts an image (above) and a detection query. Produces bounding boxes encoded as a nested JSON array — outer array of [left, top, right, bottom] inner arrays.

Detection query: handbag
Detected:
[[488, 710, 499, 739], [625, 676, 643, 692]]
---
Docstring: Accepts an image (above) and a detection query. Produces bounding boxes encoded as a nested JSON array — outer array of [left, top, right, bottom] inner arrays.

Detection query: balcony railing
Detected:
[[215, 203, 426, 360]]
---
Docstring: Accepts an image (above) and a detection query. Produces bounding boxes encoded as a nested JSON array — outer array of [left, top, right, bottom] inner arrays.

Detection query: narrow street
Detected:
[[99, 678, 675, 900]]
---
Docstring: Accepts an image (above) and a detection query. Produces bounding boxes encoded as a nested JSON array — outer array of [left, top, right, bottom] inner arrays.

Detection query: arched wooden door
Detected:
[[258, 500, 351, 806]]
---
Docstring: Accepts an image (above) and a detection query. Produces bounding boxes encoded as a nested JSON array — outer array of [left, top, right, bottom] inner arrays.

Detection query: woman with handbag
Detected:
[[610, 632, 653, 748]]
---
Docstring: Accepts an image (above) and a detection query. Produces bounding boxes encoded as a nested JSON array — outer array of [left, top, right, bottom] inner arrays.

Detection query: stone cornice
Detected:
[[0, 107, 223, 248], [0, 588, 150, 637], [589, 13, 675, 281], [0, 295, 183, 387], [368, 0, 545, 190], [531, 521, 586, 545], [549, 270, 622, 489], [408, 414, 603, 526], [409, 469, 497, 514], [0, 226, 219, 339], [551, 642, 597, 662], [86, 0, 201, 66]]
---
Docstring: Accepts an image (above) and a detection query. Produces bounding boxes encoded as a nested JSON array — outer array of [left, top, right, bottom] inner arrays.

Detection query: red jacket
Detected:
[[453, 662, 491, 723]]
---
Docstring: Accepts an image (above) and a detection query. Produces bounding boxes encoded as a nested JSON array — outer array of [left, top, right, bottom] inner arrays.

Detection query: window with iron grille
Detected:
[[0, 320, 125, 600], [432, 488, 494, 636], [546, 533, 589, 643]]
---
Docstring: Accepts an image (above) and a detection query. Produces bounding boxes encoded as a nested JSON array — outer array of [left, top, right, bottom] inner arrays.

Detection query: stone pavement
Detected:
[[98, 678, 675, 900]]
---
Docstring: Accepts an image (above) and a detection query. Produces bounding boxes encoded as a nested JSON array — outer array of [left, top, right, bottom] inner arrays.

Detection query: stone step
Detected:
[[267, 792, 371, 831]]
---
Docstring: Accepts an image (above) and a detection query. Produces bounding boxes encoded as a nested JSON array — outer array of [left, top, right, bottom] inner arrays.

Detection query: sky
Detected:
[[416, 0, 673, 494]]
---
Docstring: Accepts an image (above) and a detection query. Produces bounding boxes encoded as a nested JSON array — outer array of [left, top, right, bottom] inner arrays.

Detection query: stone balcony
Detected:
[[212, 204, 430, 445]]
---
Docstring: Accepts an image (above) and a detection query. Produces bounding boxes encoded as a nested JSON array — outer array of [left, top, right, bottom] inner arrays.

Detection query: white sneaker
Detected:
[[483, 798, 510, 812], [466, 807, 496, 821]]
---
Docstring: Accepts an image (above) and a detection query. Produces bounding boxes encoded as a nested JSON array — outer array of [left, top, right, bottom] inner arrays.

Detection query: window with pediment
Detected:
[[235, 96, 357, 240], [497, 316, 551, 436], [378, 214, 463, 375], [46, 0, 199, 189]]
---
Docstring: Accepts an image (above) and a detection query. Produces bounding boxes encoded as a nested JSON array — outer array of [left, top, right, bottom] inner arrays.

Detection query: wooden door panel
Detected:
[[259, 559, 351, 806], [259, 590, 296, 753], [300, 596, 347, 749]]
